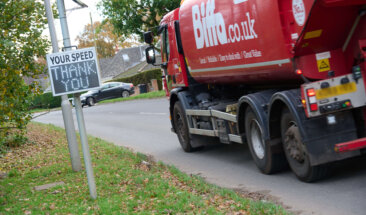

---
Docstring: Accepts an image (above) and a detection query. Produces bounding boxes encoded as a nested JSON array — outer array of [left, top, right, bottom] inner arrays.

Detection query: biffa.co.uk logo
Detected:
[[192, 0, 258, 50]]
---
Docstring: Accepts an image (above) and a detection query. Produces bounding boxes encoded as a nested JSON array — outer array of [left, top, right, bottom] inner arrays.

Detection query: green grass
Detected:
[[29, 107, 61, 114], [99, 90, 166, 104], [29, 108, 46, 113], [0, 123, 288, 214]]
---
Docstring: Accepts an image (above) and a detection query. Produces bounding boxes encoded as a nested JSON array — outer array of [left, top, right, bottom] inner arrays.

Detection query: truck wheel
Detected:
[[281, 108, 328, 182], [245, 108, 286, 174], [87, 97, 95, 106], [173, 101, 195, 152]]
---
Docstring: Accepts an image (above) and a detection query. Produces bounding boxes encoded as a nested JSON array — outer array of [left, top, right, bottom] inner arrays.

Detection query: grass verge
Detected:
[[30, 107, 61, 114], [0, 123, 288, 214], [99, 90, 166, 104], [30, 91, 165, 113]]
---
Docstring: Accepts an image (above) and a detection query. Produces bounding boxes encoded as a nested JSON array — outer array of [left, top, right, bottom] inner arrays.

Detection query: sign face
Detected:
[[46, 47, 101, 96]]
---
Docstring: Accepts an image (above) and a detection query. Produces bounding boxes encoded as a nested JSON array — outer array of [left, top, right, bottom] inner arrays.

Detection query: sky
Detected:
[[47, 0, 103, 49]]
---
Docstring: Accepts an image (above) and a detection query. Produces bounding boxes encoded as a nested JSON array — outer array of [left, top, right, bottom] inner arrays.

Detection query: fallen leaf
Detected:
[[49, 203, 55, 210], [51, 190, 60, 194]]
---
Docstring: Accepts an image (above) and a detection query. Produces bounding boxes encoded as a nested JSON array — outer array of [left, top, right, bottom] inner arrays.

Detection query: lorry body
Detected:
[[144, 0, 366, 182]]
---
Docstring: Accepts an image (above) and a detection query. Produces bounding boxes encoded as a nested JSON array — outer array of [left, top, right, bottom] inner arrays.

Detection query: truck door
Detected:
[[169, 21, 186, 88], [161, 25, 172, 92], [161, 21, 185, 90]]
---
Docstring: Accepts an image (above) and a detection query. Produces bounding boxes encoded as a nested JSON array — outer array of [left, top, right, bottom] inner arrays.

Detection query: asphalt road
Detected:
[[34, 98, 366, 215]]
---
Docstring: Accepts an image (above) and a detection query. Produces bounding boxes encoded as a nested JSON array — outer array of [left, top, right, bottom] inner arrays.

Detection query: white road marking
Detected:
[[139, 112, 167, 115]]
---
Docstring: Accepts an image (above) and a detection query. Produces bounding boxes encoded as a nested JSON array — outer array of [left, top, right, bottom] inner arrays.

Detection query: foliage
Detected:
[[0, 0, 49, 150], [31, 93, 61, 110], [76, 21, 140, 59], [99, 0, 180, 40], [0, 123, 288, 214], [112, 68, 162, 90]]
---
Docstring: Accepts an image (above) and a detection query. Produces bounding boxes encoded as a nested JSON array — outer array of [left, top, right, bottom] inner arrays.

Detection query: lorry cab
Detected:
[[158, 9, 189, 92]]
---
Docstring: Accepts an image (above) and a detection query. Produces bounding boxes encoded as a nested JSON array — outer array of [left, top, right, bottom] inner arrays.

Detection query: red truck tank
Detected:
[[144, 0, 366, 182], [177, 0, 366, 84], [179, 0, 298, 84]]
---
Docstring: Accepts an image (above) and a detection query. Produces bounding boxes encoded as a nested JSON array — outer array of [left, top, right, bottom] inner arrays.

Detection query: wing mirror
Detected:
[[144, 31, 153, 45], [145, 46, 156, 65]]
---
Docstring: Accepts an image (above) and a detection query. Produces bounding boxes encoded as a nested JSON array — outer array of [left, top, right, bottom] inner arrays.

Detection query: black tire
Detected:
[[245, 108, 287, 174], [173, 101, 195, 152], [281, 108, 329, 182], [87, 97, 95, 107], [122, 91, 130, 98]]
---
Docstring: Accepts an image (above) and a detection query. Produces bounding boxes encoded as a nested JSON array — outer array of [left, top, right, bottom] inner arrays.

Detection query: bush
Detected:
[[31, 92, 61, 109], [0, 131, 28, 155], [112, 69, 162, 90]]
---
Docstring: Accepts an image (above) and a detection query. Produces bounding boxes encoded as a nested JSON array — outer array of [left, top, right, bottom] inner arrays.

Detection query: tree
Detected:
[[99, 0, 180, 40], [0, 0, 49, 152], [76, 21, 140, 59]]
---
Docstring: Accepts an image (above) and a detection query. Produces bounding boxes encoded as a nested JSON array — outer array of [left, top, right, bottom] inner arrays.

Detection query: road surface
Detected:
[[34, 98, 366, 215]]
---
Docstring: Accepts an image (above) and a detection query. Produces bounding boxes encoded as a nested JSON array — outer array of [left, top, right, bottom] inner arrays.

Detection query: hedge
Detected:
[[31, 92, 61, 109], [29, 69, 162, 110], [112, 68, 162, 90]]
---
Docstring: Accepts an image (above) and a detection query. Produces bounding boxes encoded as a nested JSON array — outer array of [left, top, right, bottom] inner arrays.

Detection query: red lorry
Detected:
[[144, 0, 366, 182]]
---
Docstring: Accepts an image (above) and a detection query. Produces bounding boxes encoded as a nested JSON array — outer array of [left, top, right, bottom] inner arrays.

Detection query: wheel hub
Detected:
[[284, 125, 304, 163], [176, 113, 187, 142], [250, 119, 265, 159], [122, 91, 129, 97]]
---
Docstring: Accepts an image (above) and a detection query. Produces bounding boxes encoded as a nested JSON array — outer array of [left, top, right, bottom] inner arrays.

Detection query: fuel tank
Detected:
[[178, 0, 366, 85]]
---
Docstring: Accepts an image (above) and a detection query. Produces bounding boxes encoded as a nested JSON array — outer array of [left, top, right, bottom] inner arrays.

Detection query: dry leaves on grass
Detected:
[[135, 160, 152, 171], [0, 123, 65, 172], [160, 170, 247, 213]]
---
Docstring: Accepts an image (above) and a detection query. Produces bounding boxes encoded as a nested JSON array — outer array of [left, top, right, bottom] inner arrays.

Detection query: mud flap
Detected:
[[302, 111, 360, 166], [270, 89, 360, 166]]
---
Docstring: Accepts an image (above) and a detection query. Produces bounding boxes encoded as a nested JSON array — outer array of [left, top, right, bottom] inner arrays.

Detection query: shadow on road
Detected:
[[190, 142, 366, 183]]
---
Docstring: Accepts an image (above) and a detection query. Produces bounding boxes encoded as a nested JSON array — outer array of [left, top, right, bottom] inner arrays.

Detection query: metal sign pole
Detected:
[[56, 0, 97, 199], [44, 0, 81, 172], [57, 0, 72, 51], [74, 93, 97, 199]]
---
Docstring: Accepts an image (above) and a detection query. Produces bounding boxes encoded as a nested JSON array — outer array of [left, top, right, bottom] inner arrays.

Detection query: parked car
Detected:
[[81, 82, 134, 107]]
